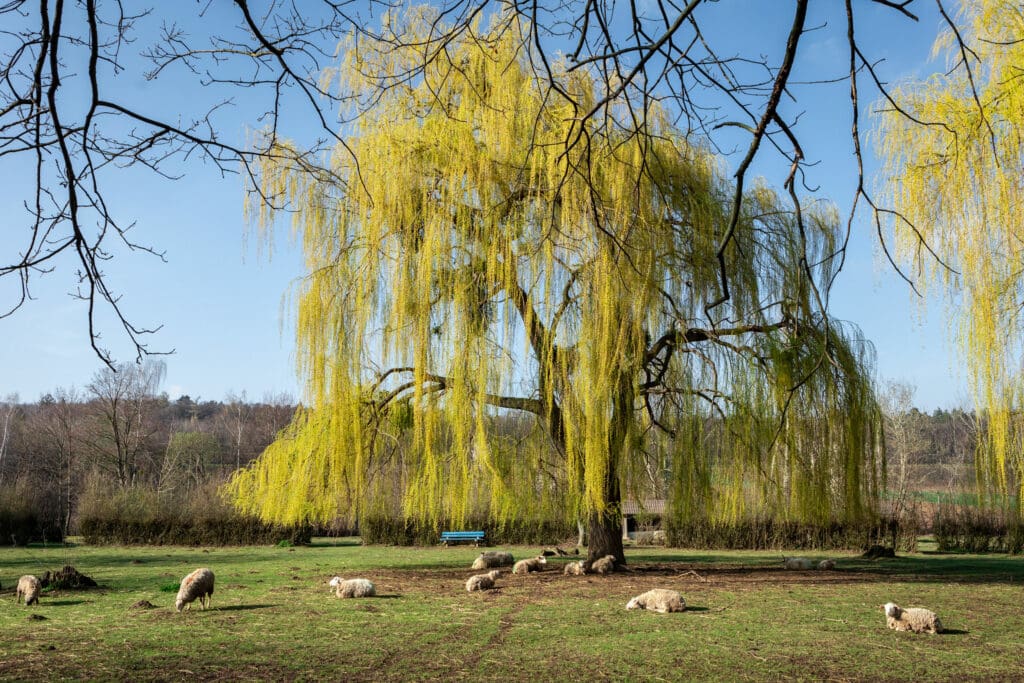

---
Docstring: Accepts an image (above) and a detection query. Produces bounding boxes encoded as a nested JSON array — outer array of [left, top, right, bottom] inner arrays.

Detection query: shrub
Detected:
[[76, 479, 311, 546], [359, 516, 575, 546], [933, 505, 1024, 554], [665, 515, 917, 552], [0, 479, 64, 545]]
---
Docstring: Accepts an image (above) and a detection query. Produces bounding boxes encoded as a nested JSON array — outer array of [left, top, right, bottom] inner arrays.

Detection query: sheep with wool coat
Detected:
[[563, 560, 586, 576], [16, 575, 41, 606], [466, 570, 502, 592], [883, 602, 944, 634], [330, 576, 377, 598], [471, 551, 514, 570], [175, 568, 215, 612], [512, 556, 547, 574], [782, 557, 814, 570], [626, 589, 686, 613], [589, 555, 618, 575]]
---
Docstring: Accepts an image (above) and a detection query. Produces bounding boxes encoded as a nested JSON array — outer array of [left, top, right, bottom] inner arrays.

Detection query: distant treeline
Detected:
[[0, 364, 988, 548], [0, 362, 297, 544]]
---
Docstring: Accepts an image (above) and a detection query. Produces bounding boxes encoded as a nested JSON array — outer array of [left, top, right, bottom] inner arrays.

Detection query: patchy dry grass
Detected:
[[1, 540, 1022, 681]]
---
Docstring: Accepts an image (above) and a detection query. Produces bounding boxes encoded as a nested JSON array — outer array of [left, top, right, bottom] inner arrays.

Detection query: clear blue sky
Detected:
[[0, 1, 969, 410]]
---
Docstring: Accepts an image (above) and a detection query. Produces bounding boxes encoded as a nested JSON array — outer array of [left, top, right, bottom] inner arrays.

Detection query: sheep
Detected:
[[589, 555, 618, 575], [563, 560, 587, 576], [466, 570, 502, 592], [330, 576, 376, 598], [883, 602, 944, 634], [626, 588, 686, 613], [471, 551, 514, 570], [512, 556, 547, 574], [818, 559, 836, 570], [16, 575, 41, 606], [782, 557, 814, 570], [175, 568, 215, 612]]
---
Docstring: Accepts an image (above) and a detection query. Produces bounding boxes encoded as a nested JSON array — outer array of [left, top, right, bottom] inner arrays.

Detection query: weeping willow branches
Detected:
[[227, 9, 883, 546], [875, 0, 1024, 510]]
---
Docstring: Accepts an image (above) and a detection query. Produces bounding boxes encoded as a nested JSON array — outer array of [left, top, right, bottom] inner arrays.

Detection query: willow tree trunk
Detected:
[[586, 486, 626, 564], [584, 374, 632, 565]]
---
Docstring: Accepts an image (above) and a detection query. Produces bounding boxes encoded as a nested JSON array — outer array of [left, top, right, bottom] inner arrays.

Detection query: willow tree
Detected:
[[875, 0, 1024, 510], [228, 10, 883, 562]]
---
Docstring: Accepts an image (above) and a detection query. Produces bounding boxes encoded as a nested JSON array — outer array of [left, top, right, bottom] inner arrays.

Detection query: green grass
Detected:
[[902, 489, 1019, 508], [1, 539, 1022, 681]]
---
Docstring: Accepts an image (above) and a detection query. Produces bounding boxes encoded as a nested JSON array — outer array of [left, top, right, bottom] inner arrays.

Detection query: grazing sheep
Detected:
[[512, 556, 547, 574], [626, 589, 686, 613], [563, 560, 587, 576], [16, 575, 41, 606], [818, 559, 836, 570], [589, 555, 618, 575], [175, 568, 215, 612], [465, 570, 502, 592], [330, 576, 376, 598], [471, 551, 514, 570], [782, 557, 814, 570], [883, 602, 944, 634]]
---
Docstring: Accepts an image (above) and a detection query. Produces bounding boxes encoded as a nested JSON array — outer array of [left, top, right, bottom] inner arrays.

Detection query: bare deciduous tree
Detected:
[[85, 360, 165, 486], [2, 1, 969, 366]]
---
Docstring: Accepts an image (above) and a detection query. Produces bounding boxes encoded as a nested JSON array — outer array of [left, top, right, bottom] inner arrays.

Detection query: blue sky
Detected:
[[0, 1, 970, 410]]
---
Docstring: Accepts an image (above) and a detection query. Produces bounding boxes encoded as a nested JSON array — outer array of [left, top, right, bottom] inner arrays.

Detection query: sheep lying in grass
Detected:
[[330, 576, 376, 598], [175, 568, 215, 612], [512, 556, 547, 574], [782, 557, 814, 570], [883, 602, 944, 634], [563, 560, 587, 576], [471, 551, 514, 570], [818, 559, 836, 570], [16, 575, 41, 606], [466, 570, 502, 592], [589, 555, 617, 575], [626, 589, 686, 613]]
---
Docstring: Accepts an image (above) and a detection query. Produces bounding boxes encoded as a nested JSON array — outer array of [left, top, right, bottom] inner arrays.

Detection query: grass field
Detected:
[[2, 539, 1023, 681]]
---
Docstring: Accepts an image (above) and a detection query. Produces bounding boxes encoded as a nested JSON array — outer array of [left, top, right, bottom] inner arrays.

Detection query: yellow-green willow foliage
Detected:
[[227, 8, 883, 532], [875, 0, 1024, 510]]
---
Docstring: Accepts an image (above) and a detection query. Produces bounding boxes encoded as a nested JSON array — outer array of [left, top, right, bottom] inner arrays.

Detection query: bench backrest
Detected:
[[441, 531, 485, 539]]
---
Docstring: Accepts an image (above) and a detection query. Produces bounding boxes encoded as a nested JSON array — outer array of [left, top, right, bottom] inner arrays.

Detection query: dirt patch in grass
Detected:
[[358, 561, 889, 602]]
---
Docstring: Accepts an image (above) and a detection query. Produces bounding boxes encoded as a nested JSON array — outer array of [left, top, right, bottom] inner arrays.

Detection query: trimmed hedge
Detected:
[[360, 516, 575, 546], [933, 506, 1024, 554], [665, 516, 916, 552], [79, 516, 312, 546], [0, 510, 64, 546]]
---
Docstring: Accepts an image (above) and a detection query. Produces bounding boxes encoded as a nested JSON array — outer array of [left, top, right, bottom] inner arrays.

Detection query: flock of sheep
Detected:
[[8, 551, 945, 634], [325, 550, 943, 632]]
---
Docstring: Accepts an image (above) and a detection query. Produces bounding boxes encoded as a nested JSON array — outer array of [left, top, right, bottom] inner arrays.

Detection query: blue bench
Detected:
[[440, 530, 485, 546]]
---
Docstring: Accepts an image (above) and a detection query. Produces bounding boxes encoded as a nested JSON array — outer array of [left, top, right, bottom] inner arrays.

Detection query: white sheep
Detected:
[[512, 556, 547, 574], [818, 559, 836, 570], [782, 557, 814, 570], [626, 588, 686, 613], [330, 576, 376, 598], [175, 567, 215, 612], [563, 560, 587, 576], [16, 575, 41, 606], [465, 570, 502, 592], [471, 551, 514, 570], [589, 555, 618, 575], [883, 602, 944, 634]]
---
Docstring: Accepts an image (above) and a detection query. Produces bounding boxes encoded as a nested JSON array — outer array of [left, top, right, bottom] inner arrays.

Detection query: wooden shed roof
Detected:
[[621, 499, 667, 515]]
